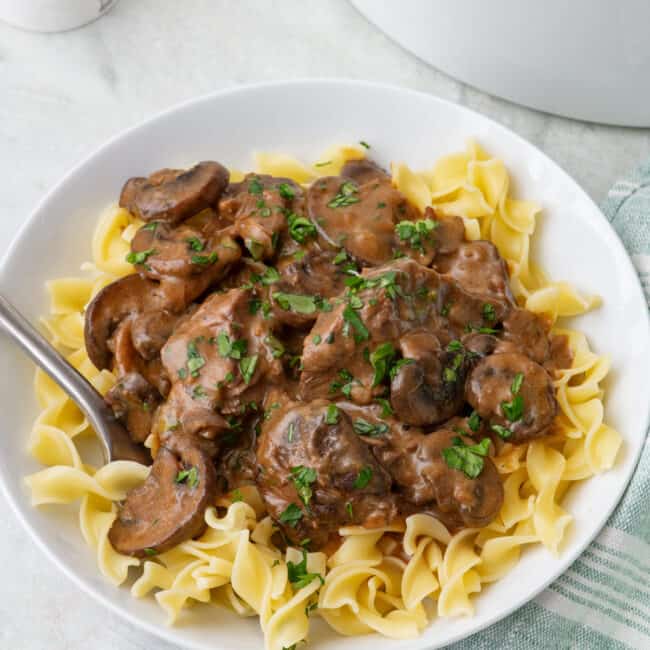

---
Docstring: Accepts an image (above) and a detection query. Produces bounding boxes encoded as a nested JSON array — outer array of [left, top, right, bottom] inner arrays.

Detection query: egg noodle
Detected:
[[25, 141, 622, 650]]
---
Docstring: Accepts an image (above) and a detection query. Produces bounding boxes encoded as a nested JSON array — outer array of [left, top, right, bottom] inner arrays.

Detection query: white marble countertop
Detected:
[[0, 1, 649, 648]]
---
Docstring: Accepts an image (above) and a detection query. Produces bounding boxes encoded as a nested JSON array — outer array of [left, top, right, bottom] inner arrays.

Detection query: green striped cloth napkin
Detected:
[[450, 161, 650, 650]]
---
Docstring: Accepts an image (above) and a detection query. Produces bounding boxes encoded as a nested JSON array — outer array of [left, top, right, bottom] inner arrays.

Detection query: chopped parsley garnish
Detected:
[[342, 305, 369, 343], [353, 466, 373, 489], [333, 249, 348, 265], [325, 404, 339, 424], [264, 334, 285, 358], [279, 503, 303, 527], [491, 424, 513, 439], [440, 301, 452, 317], [511, 372, 525, 395], [466, 325, 500, 335], [141, 221, 159, 231], [143, 548, 157, 556], [444, 367, 458, 383], [287, 213, 317, 243], [389, 357, 414, 380], [375, 397, 393, 418], [345, 270, 402, 300], [177, 367, 187, 379], [231, 488, 243, 503], [248, 177, 264, 195], [239, 355, 258, 384], [395, 218, 438, 252], [312, 334, 322, 345], [186, 339, 206, 377], [501, 372, 525, 422], [329, 369, 357, 398], [327, 181, 360, 208], [277, 182, 295, 199], [126, 248, 157, 265], [314, 160, 333, 168], [442, 437, 491, 479], [287, 549, 324, 589], [359, 140, 370, 149], [447, 340, 463, 352], [353, 418, 389, 437], [174, 466, 199, 488], [369, 342, 396, 386], [273, 292, 317, 314], [216, 332, 247, 359], [259, 266, 280, 285], [290, 465, 317, 507], [294, 250, 306, 261], [468, 411, 481, 432], [191, 385, 206, 399], [345, 502, 353, 518], [287, 421, 295, 443], [482, 303, 497, 323], [186, 236, 204, 252], [191, 252, 218, 266]]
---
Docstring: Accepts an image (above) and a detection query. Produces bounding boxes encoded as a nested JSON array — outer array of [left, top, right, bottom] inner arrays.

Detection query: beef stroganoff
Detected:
[[25, 141, 621, 650]]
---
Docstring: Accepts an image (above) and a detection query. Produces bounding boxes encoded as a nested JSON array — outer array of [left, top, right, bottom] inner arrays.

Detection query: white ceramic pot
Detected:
[[0, 0, 117, 33], [351, 0, 650, 126]]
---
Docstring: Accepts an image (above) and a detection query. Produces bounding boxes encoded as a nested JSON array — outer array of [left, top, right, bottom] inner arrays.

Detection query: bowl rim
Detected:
[[1, 78, 648, 649]]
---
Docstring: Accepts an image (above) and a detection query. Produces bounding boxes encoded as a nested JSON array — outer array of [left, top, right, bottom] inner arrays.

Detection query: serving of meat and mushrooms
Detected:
[[84, 157, 573, 559]]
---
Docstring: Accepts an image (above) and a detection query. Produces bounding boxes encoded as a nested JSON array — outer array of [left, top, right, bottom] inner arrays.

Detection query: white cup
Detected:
[[0, 0, 118, 33]]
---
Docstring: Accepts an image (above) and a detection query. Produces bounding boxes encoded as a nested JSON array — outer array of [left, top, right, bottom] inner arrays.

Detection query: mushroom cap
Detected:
[[119, 161, 229, 225], [108, 443, 216, 557]]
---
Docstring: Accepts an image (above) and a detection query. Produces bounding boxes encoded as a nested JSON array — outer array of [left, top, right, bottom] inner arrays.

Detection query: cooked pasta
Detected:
[[24, 141, 621, 649]]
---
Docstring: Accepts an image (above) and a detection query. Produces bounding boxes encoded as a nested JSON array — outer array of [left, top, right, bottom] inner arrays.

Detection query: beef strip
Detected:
[[218, 174, 303, 260], [256, 395, 397, 549], [307, 174, 420, 265], [370, 425, 503, 529], [299, 258, 496, 416], [120, 161, 229, 225]]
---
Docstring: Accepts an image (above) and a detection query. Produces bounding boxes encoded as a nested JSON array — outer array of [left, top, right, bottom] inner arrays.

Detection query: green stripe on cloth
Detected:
[[449, 159, 650, 650]]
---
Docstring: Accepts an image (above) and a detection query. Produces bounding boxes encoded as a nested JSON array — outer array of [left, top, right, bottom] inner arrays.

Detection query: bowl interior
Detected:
[[0, 80, 648, 650]]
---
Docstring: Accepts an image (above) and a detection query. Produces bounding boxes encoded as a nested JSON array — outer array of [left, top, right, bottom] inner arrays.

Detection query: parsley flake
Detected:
[[442, 437, 491, 479]]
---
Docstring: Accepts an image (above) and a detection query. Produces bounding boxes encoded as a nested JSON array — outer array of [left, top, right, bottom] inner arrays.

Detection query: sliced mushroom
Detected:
[[105, 372, 160, 443], [390, 330, 472, 426], [465, 352, 557, 443], [119, 161, 229, 224], [108, 443, 216, 557], [340, 159, 389, 184], [256, 397, 397, 548], [84, 274, 169, 370], [435, 240, 515, 314]]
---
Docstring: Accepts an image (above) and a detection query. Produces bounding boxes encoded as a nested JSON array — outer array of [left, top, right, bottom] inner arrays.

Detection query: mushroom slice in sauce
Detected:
[[340, 159, 390, 185], [84, 273, 170, 371], [218, 174, 303, 261], [256, 397, 397, 549], [105, 372, 161, 443], [119, 161, 229, 225], [390, 330, 473, 427], [465, 352, 557, 443], [434, 240, 515, 315], [371, 425, 503, 529], [108, 443, 216, 557]]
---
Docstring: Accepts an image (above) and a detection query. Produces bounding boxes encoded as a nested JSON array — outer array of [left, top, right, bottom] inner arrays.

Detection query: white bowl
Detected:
[[350, 0, 650, 127], [0, 80, 648, 649]]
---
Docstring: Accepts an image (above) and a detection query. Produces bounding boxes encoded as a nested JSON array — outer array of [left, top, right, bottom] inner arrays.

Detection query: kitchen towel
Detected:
[[450, 160, 650, 650]]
